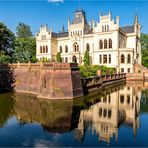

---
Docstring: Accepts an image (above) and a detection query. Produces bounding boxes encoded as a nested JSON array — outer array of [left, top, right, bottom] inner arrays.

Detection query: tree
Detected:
[[56, 52, 62, 62], [83, 49, 90, 66], [141, 33, 148, 67], [16, 22, 32, 38], [0, 22, 15, 63], [13, 23, 37, 63]]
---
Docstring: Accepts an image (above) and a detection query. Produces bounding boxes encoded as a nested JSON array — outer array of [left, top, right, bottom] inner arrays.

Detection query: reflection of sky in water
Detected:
[[0, 84, 148, 147]]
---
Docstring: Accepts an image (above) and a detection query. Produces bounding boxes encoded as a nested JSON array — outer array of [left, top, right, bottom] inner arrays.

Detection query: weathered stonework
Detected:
[[0, 63, 83, 99]]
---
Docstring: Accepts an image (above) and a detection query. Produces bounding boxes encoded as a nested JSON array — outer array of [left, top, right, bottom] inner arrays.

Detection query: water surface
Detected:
[[0, 82, 148, 147]]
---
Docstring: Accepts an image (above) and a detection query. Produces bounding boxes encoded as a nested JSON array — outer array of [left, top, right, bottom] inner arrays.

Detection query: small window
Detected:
[[100, 55, 102, 63], [121, 54, 125, 63], [65, 45, 68, 53], [127, 54, 131, 63], [120, 95, 124, 104], [60, 46, 62, 53], [108, 110, 112, 119], [65, 57, 68, 63], [121, 68, 124, 73], [104, 39, 107, 49], [128, 68, 130, 73], [103, 109, 107, 118], [99, 40, 103, 49], [99, 108, 102, 117], [40, 46, 42, 53], [103, 55, 107, 63], [127, 95, 130, 104], [109, 39, 112, 48], [43, 46, 45, 53], [46, 46, 48, 53], [109, 54, 111, 63]]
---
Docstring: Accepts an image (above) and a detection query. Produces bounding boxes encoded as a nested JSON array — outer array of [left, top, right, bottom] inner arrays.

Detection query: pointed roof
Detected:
[[72, 9, 87, 25]]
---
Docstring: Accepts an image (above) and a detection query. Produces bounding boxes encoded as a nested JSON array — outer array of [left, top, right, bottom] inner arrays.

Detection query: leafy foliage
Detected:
[[79, 65, 115, 78], [141, 33, 148, 67], [13, 23, 37, 63], [56, 52, 62, 62], [16, 22, 32, 38], [0, 22, 15, 63], [83, 49, 90, 66]]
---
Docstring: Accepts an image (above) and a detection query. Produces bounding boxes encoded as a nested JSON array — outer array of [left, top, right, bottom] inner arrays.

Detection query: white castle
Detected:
[[36, 9, 141, 73]]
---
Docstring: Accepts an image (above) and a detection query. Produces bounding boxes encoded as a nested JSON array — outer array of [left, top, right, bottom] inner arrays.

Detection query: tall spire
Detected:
[[134, 8, 139, 24]]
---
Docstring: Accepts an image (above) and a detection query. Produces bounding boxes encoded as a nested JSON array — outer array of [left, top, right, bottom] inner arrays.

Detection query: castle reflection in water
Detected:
[[13, 81, 148, 144]]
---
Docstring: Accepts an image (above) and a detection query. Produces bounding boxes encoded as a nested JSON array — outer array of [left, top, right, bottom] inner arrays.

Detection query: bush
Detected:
[[79, 65, 116, 78]]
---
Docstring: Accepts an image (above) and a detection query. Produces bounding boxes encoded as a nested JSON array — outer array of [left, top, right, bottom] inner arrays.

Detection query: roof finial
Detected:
[[134, 7, 139, 24]]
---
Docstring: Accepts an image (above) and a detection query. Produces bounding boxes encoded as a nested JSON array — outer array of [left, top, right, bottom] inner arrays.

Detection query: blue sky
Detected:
[[0, 0, 148, 35]]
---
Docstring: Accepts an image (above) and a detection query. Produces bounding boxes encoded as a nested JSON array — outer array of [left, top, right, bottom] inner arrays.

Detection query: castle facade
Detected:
[[36, 9, 141, 73]]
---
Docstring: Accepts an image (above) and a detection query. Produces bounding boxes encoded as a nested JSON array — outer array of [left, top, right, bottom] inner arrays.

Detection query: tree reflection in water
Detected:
[[0, 80, 148, 146]]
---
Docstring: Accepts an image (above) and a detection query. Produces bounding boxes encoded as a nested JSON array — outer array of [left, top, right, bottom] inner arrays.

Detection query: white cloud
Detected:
[[48, 0, 63, 3]]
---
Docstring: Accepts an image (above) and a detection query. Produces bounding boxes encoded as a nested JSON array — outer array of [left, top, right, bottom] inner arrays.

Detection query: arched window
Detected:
[[86, 43, 90, 51], [60, 46, 62, 53], [43, 46, 45, 53], [40, 46, 42, 53], [109, 39, 112, 48], [120, 95, 124, 104], [99, 108, 102, 117], [104, 39, 107, 49], [121, 54, 125, 63], [46, 46, 48, 53], [73, 42, 79, 52], [127, 54, 131, 63], [65, 45, 68, 53], [99, 40, 103, 49]]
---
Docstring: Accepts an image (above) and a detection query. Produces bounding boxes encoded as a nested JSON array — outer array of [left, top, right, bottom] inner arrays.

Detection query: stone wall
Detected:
[[0, 63, 83, 99]]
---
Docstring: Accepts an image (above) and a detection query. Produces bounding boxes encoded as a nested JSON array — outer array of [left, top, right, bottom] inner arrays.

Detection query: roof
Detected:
[[121, 25, 135, 34], [72, 9, 87, 25], [52, 31, 68, 38]]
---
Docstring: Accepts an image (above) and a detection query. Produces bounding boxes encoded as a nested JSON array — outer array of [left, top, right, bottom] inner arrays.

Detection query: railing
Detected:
[[82, 73, 126, 88], [0, 62, 78, 70]]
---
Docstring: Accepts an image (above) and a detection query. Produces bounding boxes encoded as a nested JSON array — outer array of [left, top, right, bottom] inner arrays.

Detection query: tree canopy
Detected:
[[13, 22, 37, 63], [16, 23, 32, 38], [56, 52, 62, 62], [0, 22, 15, 54], [141, 33, 148, 67], [83, 49, 90, 66]]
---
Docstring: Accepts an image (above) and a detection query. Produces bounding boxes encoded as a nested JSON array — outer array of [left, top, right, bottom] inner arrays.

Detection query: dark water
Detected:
[[0, 82, 148, 147]]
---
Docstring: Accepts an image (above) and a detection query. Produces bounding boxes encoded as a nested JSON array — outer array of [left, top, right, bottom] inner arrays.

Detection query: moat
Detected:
[[0, 82, 148, 147]]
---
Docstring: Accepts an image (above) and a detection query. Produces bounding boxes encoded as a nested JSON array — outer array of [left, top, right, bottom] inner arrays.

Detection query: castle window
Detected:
[[121, 68, 124, 73], [128, 68, 130, 73], [65, 57, 68, 63], [127, 54, 131, 63], [104, 39, 107, 49], [100, 55, 102, 63], [121, 54, 125, 63], [102, 26, 104, 32], [43, 46, 45, 53], [103, 55, 107, 63], [109, 54, 111, 63], [46, 46, 48, 53], [127, 95, 130, 104], [60, 46, 62, 53], [105, 25, 106, 32], [40, 46, 42, 53], [107, 25, 109, 31], [73, 42, 79, 52], [108, 110, 112, 118], [109, 39, 112, 48], [65, 45, 68, 53], [120, 95, 124, 104], [103, 109, 107, 118], [99, 108, 102, 117], [99, 40, 103, 49], [86, 43, 90, 51]]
